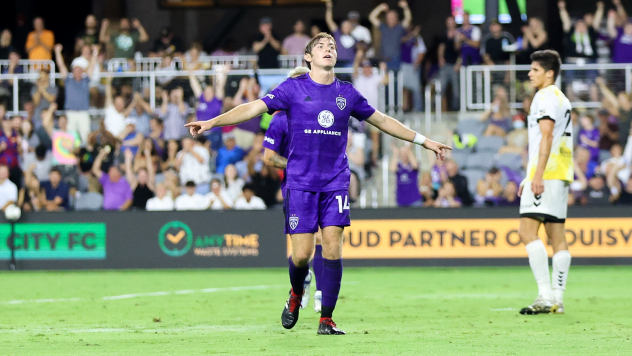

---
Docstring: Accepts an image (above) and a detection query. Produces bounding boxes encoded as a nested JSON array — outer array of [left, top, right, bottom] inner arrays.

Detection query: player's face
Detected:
[[528, 61, 551, 89], [307, 39, 337, 69]]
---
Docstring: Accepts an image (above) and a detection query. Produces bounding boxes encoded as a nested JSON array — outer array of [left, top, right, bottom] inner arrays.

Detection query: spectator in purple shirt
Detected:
[[91, 146, 132, 211], [455, 12, 482, 66], [390, 143, 422, 207], [189, 68, 227, 151], [325, 0, 357, 67], [578, 114, 600, 163], [607, 9, 632, 64]]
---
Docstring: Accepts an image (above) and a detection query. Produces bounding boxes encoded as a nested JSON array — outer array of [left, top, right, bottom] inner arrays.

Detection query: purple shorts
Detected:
[[283, 189, 351, 234]]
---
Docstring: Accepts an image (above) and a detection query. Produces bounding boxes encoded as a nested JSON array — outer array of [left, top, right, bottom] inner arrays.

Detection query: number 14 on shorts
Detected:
[[336, 195, 350, 213]]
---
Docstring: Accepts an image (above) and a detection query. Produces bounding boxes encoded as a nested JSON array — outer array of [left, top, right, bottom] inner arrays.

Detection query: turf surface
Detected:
[[1, 266, 631, 355]]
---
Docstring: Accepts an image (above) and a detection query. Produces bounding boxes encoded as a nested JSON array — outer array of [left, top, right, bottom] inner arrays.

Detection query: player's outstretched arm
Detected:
[[366, 110, 451, 160], [185, 100, 269, 137]]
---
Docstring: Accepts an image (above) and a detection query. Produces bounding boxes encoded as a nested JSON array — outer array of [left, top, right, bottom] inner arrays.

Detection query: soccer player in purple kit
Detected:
[[262, 66, 325, 313], [186, 33, 451, 335]]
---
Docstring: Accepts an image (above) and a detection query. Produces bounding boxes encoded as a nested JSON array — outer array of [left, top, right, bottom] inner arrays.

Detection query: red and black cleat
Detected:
[[317, 318, 346, 335], [281, 289, 302, 329]]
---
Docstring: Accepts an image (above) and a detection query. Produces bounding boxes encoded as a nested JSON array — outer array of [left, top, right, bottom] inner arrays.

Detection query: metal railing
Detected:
[[105, 54, 306, 72], [465, 63, 632, 110], [0, 67, 403, 116], [0, 60, 56, 86]]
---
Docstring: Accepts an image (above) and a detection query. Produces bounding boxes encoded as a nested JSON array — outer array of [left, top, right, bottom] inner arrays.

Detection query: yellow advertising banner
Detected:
[[286, 218, 632, 259]]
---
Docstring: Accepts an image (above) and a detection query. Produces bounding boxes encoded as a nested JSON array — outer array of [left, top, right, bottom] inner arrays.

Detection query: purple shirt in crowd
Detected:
[[396, 163, 422, 206], [99, 173, 132, 210], [263, 111, 289, 193], [458, 26, 482, 66], [333, 30, 356, 63], [197, 95, 223, 136], [579, 127, 600, 163], [612, 27, 632, 64], [261, 73, 376, 192]]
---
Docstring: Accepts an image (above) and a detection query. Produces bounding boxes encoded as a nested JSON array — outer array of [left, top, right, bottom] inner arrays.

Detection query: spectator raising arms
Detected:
[[597, 77, 632, 149], [30, 69, 57, 126], [150, 27, 184, 58], [369, 1, 412, 71], [390, 143, 422, 207], [189, 67, 227, 151], [325, 0, 357, 67], [92, 146, 133, 211], [606, 1, 632, 65], [347, 10, 372, 45], [124, 148, 155, 210], [99, 18, 148, 59], [558, 1, 601, 63], [54, 44, 98, 144], [517, 17, 548, 64], [104, 77, 136, 137], [25, 17, 54, 60], [157, 87, 189, 140], [282, 20, 311, 56]]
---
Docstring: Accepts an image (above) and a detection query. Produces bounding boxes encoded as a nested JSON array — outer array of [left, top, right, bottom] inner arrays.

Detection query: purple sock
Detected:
[[321, 258, 343, 315], [288, 256, 309, 296], [313, 245, 324, 291]]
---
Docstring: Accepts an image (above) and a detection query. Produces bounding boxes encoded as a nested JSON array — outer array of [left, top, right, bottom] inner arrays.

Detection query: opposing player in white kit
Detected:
[[518, 50, 573, 315]]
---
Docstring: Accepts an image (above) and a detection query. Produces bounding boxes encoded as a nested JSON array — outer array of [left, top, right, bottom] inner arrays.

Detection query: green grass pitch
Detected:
[[1, 266, 631, 355]]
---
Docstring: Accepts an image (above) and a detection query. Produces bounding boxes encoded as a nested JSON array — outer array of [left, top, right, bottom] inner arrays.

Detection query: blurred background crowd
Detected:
[[0, 0, 631, 212]]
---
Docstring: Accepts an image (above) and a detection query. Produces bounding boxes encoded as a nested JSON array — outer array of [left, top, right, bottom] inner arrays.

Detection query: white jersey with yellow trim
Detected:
[[526, 85, 574, 182]]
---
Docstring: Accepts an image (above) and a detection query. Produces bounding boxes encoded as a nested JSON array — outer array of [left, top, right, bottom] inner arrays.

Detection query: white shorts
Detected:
[[519, 180, 569, 223]]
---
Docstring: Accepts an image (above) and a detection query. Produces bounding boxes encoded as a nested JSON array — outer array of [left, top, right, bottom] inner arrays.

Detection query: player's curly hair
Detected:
[[530, 50, 561, 80], [304, 32, 336, 69]]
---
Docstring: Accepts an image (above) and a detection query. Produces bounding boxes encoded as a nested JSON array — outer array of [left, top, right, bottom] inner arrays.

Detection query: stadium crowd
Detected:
[[0, 0, 631, 213]]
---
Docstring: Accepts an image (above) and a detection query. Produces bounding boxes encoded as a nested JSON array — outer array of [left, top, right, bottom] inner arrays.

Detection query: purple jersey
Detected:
[[261, 73, 376, 192], [579, 128, 600, 162], [396, 163, 422, 206], [263, 111, 289, 192]]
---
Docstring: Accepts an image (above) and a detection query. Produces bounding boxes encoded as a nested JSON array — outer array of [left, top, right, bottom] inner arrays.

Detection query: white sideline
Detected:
[[0, 282, 359, 305], [0, 284, 288, 305]]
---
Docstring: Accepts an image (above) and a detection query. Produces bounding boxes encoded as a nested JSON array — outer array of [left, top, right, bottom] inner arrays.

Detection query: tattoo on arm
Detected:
[[269, 155, 287, 169]]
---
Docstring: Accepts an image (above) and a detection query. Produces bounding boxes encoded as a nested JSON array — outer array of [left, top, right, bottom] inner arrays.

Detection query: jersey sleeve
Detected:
[[260, 80, 292, 114], [263, 112, 284, 152], [350, 86, 376, 121], [533, 91, 558, 122]]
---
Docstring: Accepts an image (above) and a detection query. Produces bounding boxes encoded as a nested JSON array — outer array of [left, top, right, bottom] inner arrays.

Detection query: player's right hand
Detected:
[[422, 140, 452, 161], [531, 177, 544, 196], [185, 121, 212, 137]]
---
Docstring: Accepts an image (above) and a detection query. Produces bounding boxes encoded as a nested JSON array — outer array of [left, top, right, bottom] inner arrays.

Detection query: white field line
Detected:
[[0, 281, 360, 305], [0, 324, 265, 334]]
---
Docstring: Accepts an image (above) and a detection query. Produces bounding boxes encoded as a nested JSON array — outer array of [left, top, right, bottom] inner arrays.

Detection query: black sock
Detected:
[[321, 306, 334, 319]]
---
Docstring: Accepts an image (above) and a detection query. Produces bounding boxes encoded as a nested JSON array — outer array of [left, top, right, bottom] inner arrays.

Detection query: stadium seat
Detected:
[[496, 153, 523, 171], [457, 119, 487, 137], [461, 169, 486, 195], [451, 149, 469, 169], [476, 136, 504, 152], [467, 152, 495, 171]]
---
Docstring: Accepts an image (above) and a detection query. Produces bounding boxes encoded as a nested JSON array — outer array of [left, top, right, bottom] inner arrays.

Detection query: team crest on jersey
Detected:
[[317, 110, 335, 128], [289, 216, 299, 230], [336, 97, 346, 110]]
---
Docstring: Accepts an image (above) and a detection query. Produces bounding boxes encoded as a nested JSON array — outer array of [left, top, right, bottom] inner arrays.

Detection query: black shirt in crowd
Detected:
[[252, 33, 281, 69], [481, 32, 515, 64], [440, 33, 459, 65], [133, 184, 155, 210], [449, 173, 474, 207]]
